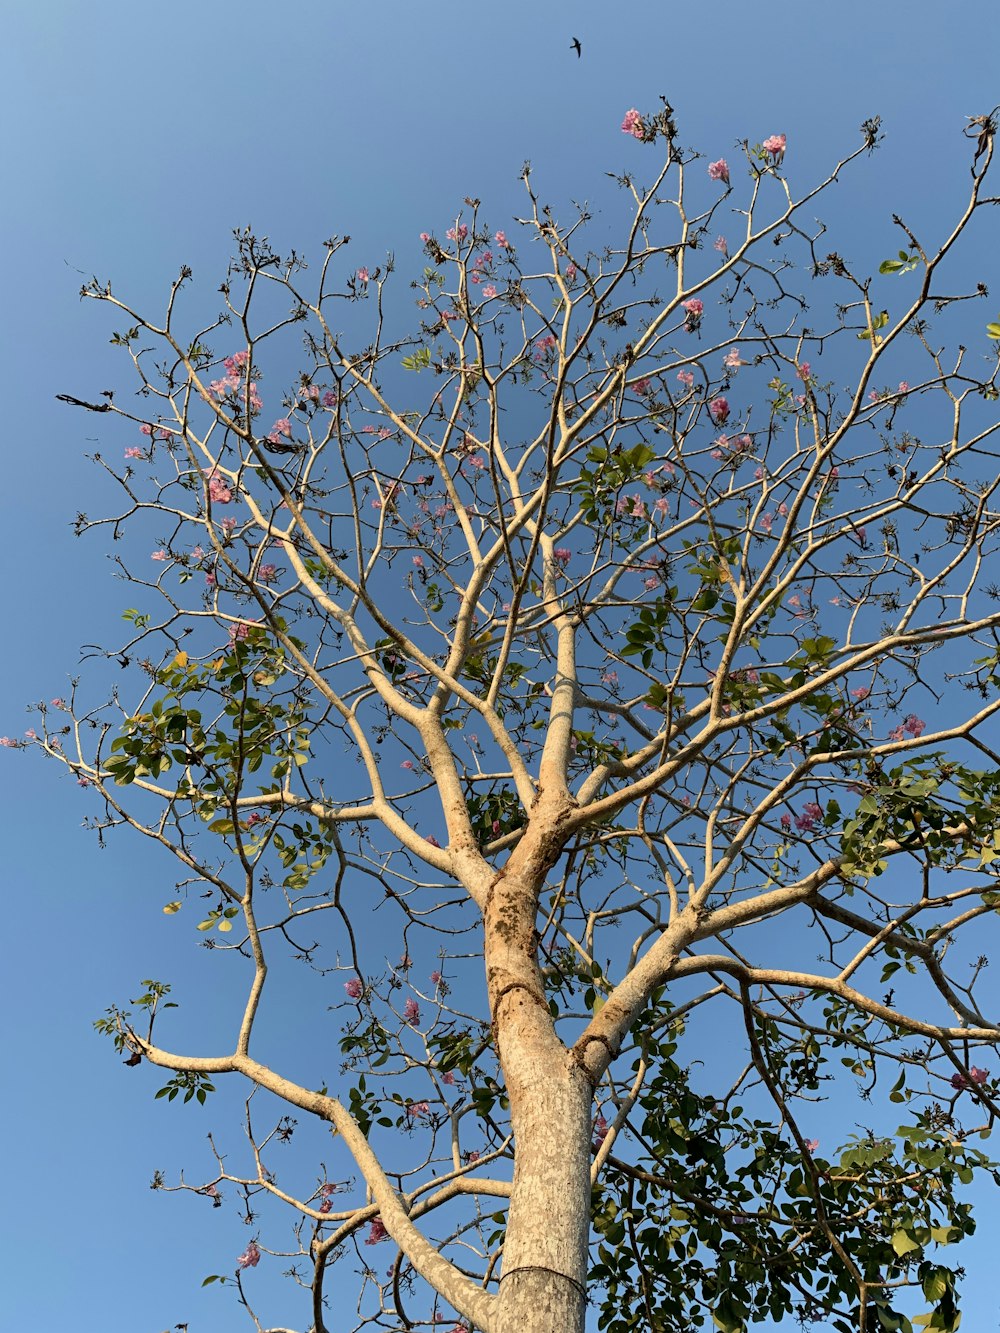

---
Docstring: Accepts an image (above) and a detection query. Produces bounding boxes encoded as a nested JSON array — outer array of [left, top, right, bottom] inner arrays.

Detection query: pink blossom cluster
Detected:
[[344, 977, 363, 999], [208, 351, 263, 413], [593, 1113, 610, 1148], [792, 802, 823, 833], [762, 133, 786, 162], [446, 224, 469, 242], [205, 470, 234, 505], [888, 714, 926, 742], [365, 1217, 389, 1245], [357, 267, 370, 284], [708, 396, 730, 425], [682, 298, 703, 332], [621, 108, 644, 140], [266, 417, 292, 445], [951, 1067, 989, 1090], [723, 348, 744, 370], [404, 997, 421, 1025], [534, 334, 557, 360], [707, 159, 729, 184], [237, 1241, 261, 1269]]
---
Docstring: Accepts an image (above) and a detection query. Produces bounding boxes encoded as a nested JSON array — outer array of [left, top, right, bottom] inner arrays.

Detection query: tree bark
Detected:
[[485, 811, 594, 1333]]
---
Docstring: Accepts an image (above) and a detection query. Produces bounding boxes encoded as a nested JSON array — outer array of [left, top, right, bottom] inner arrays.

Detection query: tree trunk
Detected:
[[494, 1053, 593, 1333], [485, 833, 594, 1333]]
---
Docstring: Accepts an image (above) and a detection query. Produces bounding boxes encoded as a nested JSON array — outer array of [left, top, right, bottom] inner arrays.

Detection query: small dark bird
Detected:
[[55, 393, 110, 413], [258, 437, 305, 455], [570, 36, 582, 57]]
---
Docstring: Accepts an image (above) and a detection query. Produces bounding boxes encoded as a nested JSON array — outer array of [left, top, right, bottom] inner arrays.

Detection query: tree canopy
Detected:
[[18, 105, 1000, 1333]]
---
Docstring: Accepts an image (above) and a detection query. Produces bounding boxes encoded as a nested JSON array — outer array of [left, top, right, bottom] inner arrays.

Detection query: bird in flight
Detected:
[[570, 36, 582, 57]]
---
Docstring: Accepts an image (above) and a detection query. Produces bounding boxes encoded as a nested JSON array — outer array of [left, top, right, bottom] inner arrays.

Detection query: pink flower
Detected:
[[207, 472, 233, 504], [151, 549, 168, 562], [724, 348, 744, 370], [621, 108, 644, 139], [406, 1101, 430, 1119], [709, 396, 730, 425], [707, 159, 730, 184], [320, 1182, 339, 1197], [534, 334, 557, 358], [850, 687, 870, 700], [322, 390, 338, 408], [441, 1070, 456, 1085], [760, 512, 773, 533], [804, 1139, 819, 1153], [762, 133, 786, 162], [633, 377, 651, 394], [425, 834, 441, 848], [794, 802, 823, 833], [357, 267, 370, 284], [257, 563, 278, 585], [494, 230, 508, 247], [797, 362, 811, 381], [553, 547, 572, 566], [124, 446, 145, 459], [344, 978, 363, 999], [714, 236, 728, 254], [404, 998, 421, 1026], [365, 1217, 389, 1245], [430, 970, 442, 984], [271, 418, 292, 438], [897, 381, 910, 394], [237, 1241, 261, 1269], [677, 369, 695, 387], [682, 298, 704, 318], [445, 224, 468, 242], [482, 285, 497, 299], [420, 231, 431, 242], [593, 1114, 610, 1147], [952, 1067, 988, 1090], [229, 621, 251, 643], [221, 516, 237, 536]]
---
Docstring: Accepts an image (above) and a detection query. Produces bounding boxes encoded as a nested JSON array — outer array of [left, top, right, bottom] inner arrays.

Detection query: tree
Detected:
[[17, 105, 1000, 1333]]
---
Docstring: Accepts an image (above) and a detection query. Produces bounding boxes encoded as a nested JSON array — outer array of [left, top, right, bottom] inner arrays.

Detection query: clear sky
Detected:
[[1, 2, 998, 1330]]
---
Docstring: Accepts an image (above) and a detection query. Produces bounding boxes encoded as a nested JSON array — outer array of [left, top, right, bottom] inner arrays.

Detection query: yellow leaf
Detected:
[[163, 901, 182, 914], [172, 650, 189, 668]]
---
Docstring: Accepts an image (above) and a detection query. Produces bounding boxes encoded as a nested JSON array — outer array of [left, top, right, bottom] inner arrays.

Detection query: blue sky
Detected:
[[2, 2, 999, 1329]]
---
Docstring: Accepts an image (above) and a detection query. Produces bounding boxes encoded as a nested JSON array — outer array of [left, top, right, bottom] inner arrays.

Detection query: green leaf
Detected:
[[892, 1228, 922, 1257], [987, 321, 1000, 340]]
